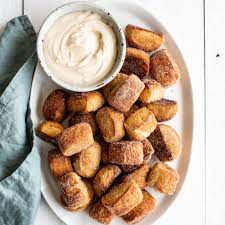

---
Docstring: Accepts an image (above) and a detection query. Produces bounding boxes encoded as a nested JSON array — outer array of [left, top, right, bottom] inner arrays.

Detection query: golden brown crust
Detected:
[[150, 49, 180, 87], [60, 195, 84, 212], [124, 107, 157, 141], [83, 180, 95, 208], [143, 99, 178, 122], [67, 91, 105, 113], [120, 139, 153, 173], [69, 112, 99, 135], [93, 164, 121, 197], [108, 74, 145, 113], [72, 142, 101, 178], [125, 24, 164, 52], [48, 149, 73, 179], [103, 73, 128, 99], [148, 124, 181, 162], [89, 200, 114, 224], [108, 141, 143, 165], [142, 139, 154, 162], [121, 47, 150, 79], [101, 180, 143, 216], [57, 123, 94, 156], [60, 180, 94, 211], [42, 89, 67, 122], [139, 79, 164, 103], [120, 140, 154, 174], [122, 190, 156, 224], [120, 165, 140, 173], [36, 121, 64, 145], [122, 164, 150, 189], [61, 179, 94, 211], [96, 107, 125, 143], [98, 136, 110, 164], [123, 104, 140, 118], [147, 162, 180, 195], [58, 172, 91, 209]]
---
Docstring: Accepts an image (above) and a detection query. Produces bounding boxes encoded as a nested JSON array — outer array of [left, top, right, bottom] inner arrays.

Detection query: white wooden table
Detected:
[[0, 0, 224, 225]]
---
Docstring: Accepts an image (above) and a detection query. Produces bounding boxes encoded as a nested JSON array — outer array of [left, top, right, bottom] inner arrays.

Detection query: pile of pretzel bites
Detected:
[[36, 24, 181, 224]]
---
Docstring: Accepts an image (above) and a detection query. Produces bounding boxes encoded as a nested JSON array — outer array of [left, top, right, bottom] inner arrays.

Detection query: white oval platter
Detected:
[[30, 0, 193, 224]]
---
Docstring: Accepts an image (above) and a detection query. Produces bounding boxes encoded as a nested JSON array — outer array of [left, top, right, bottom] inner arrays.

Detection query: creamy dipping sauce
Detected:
[[44, 11, 117, 87]]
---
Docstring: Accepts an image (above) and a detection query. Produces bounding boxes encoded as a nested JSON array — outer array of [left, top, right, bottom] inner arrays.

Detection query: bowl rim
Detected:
[[37, 1, 126, 92]]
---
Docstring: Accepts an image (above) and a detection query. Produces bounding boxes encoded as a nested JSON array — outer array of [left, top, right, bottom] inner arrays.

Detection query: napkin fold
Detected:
[[0, 16, 40, 225]]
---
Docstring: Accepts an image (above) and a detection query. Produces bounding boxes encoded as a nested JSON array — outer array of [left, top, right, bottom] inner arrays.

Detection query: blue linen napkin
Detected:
[[0, 16, 40, 225]]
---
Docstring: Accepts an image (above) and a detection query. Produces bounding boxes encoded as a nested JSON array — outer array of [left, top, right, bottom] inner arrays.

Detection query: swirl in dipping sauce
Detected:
[[44, 11, 117, 87]]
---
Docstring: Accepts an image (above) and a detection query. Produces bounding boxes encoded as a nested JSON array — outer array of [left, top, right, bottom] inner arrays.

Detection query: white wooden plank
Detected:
[[24, 0, 205, 225], [0, 0, 22, 31], [205, 1, 225, 225]]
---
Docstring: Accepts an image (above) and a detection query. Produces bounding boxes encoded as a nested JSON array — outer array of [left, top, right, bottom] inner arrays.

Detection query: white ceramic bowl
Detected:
[[37, 1, 126, 92]]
